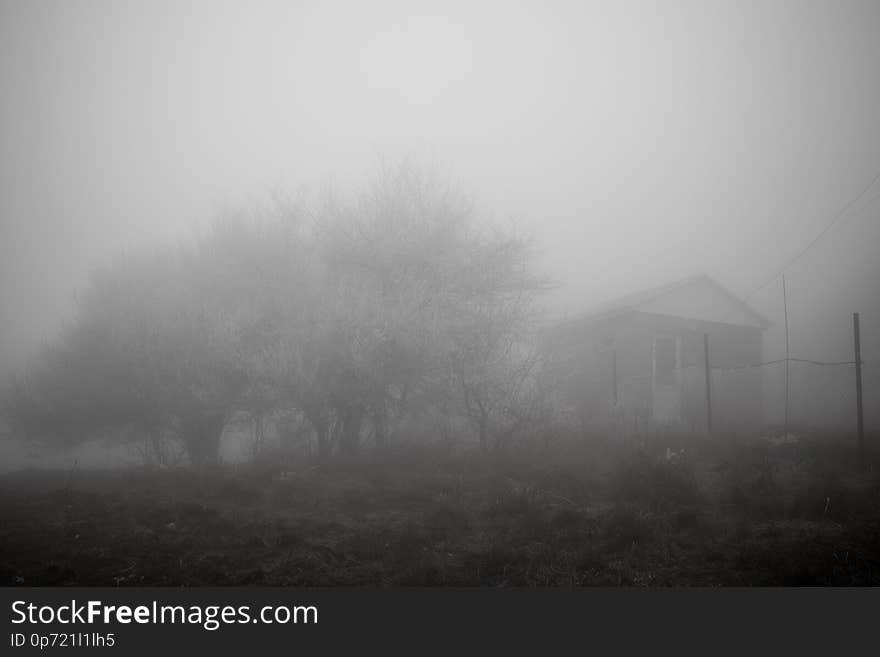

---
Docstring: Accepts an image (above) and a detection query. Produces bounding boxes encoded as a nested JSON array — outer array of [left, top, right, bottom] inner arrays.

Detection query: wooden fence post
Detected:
[[704, 333, 712, 435], [854, 313, 864, 462], [612, 348, 618, 406], [783, 275, 790, 439]]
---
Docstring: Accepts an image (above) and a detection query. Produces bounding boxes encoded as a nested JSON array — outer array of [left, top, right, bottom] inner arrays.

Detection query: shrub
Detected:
[[609, 452, 702, 512]]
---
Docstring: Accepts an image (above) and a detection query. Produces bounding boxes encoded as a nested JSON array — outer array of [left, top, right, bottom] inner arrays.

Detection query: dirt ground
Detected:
[[2, 434, 879, 586]]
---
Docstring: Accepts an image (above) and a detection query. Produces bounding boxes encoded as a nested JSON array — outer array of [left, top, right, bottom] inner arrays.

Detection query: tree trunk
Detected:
[[252, 414, 265, 461], [316, 424, 332, 463], [339, 404, 365, 458], [180, 410, 225, 469], [372, 402, 387, 450], [493, 429, 506, 453], [478, 416, 489, 455], [304, 407, 332, 465]]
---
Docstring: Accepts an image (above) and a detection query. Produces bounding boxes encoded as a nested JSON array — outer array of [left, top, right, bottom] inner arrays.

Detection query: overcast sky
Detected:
[[2, 0, 879, 376]]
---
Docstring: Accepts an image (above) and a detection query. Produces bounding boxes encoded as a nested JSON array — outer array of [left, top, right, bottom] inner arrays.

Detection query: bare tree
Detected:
[[5, 158, 552, 466], [444, 231, 551, 453]]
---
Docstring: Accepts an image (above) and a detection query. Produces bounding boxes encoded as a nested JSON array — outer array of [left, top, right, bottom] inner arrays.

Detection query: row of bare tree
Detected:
[[4, 162, 554, 466]]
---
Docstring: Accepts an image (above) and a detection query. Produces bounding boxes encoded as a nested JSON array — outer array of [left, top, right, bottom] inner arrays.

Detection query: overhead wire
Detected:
[[738, 169, 880, 306]]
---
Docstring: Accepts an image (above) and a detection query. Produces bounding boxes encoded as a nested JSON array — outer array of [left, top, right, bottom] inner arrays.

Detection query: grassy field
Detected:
[[1, 434, 879, 586]]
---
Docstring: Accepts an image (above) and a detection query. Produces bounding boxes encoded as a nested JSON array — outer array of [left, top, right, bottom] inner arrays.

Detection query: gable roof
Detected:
[[566, 274, 771, 329]]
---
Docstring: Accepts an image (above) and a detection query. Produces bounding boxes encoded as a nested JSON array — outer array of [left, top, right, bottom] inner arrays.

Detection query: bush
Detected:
[[609, 452, 702, 512]]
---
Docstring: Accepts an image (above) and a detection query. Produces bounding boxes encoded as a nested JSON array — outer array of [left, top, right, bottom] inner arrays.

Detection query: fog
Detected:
[[2, 1, 880, 417], [2, 1, 880, 590]]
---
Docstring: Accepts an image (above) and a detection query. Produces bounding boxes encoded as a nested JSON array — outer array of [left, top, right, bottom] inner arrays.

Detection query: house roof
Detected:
[[563, 274, 771, 330]]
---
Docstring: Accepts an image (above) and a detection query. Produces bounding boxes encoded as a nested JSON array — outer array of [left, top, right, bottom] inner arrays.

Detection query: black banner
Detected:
[[1, 587, 876, 654]]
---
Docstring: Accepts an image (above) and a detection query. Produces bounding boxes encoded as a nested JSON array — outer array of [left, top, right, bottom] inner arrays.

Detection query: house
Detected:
[[544, 275, 770, 436]]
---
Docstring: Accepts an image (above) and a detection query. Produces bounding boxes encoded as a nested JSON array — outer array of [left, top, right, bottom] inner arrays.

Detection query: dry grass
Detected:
[[1, 434, 879, 586]]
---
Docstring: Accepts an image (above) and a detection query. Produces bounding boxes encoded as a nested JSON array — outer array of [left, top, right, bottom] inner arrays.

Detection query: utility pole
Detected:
[[612, 348, 618, 406], [782, 275, 790, 438], [854, 313, 864, 462], [703, 333, 712, 435]]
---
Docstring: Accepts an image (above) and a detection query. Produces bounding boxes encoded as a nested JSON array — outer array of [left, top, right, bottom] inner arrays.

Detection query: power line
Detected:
[[620, 356, 861, 381], [741, 169, 880, 304], [787, 357, 859, 367]]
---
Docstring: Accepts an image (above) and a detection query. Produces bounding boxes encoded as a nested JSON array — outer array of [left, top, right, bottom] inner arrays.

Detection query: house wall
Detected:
[[546, 311, 764, 435]]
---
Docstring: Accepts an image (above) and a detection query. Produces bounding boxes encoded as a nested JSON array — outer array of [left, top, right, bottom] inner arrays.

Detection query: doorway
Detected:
[[652, 334, 682, 424]]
